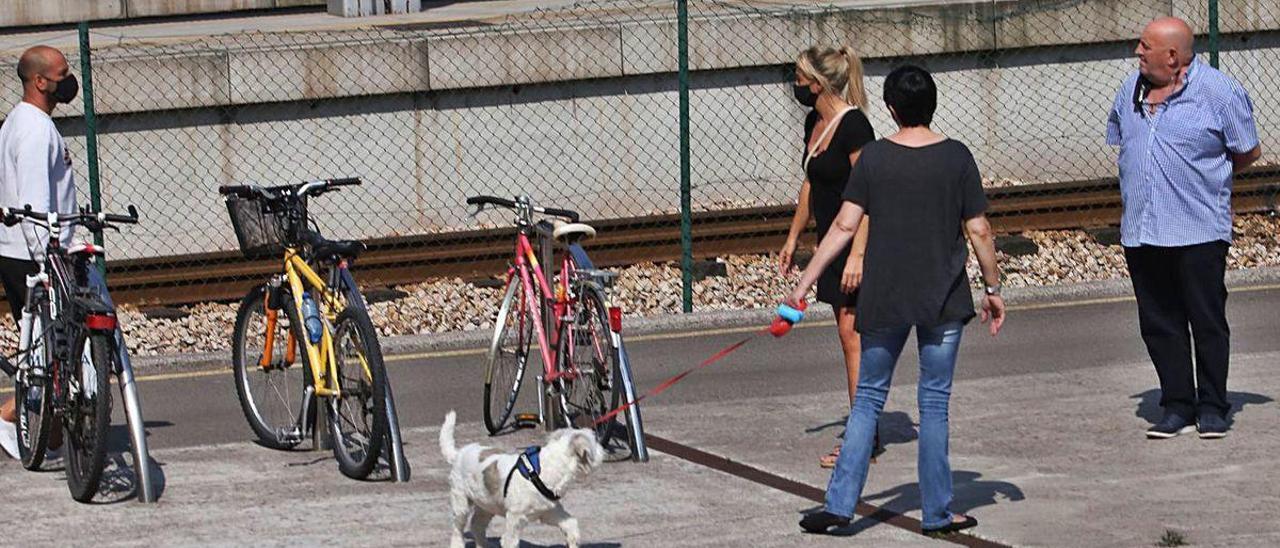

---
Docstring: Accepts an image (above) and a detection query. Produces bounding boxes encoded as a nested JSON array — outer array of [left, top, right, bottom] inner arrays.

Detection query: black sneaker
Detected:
[[923, 515, 978, 537], [1197, 413, 1228, 439], [799, 511, 850, 534], [1146, 413, 1196, 439]]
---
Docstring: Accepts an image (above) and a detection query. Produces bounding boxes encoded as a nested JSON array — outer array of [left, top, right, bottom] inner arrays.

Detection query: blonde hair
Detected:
[[796, 45, 869, 111]]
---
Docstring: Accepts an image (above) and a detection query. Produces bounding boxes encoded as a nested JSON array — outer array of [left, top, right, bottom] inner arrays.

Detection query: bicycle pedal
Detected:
[[263, 360, 291, 372], [278, 427, 304, 444], [513, 413, 540, 428]]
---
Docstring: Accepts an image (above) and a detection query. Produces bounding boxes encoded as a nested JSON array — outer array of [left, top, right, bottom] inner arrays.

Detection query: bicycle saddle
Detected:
[[315, 238, 365, 259], [303, 231, 365, 259], [551, 221, 596, 243]]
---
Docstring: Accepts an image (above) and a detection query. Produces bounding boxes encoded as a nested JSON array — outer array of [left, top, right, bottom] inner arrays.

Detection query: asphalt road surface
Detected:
[[127, 286, 1280, 451]]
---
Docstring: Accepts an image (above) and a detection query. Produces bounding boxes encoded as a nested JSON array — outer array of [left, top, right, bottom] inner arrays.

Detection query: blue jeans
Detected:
[[824, 321, 964, 530]]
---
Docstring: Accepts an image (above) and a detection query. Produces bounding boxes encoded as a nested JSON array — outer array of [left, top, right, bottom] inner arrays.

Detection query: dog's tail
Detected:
[[439, 410, 459, 464]]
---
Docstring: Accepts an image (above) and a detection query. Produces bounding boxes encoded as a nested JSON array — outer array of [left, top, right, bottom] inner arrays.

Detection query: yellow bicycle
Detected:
[[220, 178, 389, 479]]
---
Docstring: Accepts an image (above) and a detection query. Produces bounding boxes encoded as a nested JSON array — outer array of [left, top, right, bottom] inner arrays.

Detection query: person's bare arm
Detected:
[[840, 149, 869, 292], [788, 201, 865, 305], [780, 180, 813, 274], [1233, 145, 1262, 174], [841, 216, 870, 293], [964, 214, 1005, 336]]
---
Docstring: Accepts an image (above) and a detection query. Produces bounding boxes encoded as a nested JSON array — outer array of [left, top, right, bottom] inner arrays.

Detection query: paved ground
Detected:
[[3, 286, 1280, 546]]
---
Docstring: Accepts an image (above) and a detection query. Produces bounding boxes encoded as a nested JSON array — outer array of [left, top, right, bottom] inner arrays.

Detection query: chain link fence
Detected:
[[1, 0, 1278, 310]]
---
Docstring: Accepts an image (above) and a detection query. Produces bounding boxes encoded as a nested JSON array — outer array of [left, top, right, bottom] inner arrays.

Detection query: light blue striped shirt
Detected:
[[1106, 59, 1259, 247]]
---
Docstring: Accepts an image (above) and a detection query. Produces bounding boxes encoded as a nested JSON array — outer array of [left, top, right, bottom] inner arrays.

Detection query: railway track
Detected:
[[58, 168, 1280, 306]]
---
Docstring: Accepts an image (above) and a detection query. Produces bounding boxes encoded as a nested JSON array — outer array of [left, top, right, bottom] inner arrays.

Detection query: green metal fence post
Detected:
[[78, 22, 106, 269], [1208, 0, 1220, 68], [677, 0, 693, 313]]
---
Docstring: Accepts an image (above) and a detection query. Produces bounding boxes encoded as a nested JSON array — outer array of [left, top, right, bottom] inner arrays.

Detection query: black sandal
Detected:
[[922, 515, 978, 537]]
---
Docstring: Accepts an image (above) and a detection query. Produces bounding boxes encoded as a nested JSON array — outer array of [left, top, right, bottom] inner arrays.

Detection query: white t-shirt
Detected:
[[0, 101, 77, 261]]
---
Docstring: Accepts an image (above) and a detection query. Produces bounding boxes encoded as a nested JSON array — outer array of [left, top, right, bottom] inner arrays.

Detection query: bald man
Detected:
[[1107, 18, 1261, 440], [0, 45, 79, 458]]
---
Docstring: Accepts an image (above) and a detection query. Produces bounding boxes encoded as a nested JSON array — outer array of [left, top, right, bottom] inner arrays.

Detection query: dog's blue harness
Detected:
[[503, 446, 560, 501]]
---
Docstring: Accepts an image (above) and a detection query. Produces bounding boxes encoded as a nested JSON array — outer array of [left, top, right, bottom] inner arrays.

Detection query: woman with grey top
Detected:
[[787, 65, 1006, 537]]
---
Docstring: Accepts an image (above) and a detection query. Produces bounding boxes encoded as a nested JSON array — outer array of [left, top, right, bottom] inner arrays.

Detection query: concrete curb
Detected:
[[130, 265, 1280, 370]]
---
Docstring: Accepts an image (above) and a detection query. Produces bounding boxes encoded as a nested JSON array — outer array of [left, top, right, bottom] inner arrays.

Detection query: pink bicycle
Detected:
[[468, 195, 644, 459]]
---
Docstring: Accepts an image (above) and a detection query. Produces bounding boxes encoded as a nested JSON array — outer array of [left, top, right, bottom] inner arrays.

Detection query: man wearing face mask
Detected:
[[0, 45, 80, 458], [1107, 18, 1261, 440]]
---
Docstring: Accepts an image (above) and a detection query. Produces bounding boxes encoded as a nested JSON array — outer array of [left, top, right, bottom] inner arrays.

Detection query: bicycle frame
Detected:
[[16, 215, 113, 385], [511, 225, 617, 381], [256, 247, 371, 399]]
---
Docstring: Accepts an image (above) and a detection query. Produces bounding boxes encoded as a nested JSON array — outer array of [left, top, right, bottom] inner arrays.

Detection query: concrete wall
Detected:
[[1, 0, 1278, 261], [0, 0, 323, 27]]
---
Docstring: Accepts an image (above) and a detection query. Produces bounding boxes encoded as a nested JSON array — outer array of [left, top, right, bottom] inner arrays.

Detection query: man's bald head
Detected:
[[1136, 17, 1195, 86], [1145, 17, 1195, 63], [15, 45, 73, 113], [16, 46, 66, 84]]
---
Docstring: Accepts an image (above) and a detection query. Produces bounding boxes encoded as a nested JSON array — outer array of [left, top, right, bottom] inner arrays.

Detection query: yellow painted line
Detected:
[[1005, 282, 1280, 312], [126, 369, 229, 382], [387, 347, 485, 362], [4, 282, 1275, 390], [0, 368, 227, 393], [1007, 295, 1135, 311]]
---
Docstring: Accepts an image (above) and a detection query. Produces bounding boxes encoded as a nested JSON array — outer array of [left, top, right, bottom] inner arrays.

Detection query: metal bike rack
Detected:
[[612, 334, 650, 462], [88, 269, 157, 502], [535, 224, 650, 462], [536, 222, 558, 432], [340, 270, 410, 482]]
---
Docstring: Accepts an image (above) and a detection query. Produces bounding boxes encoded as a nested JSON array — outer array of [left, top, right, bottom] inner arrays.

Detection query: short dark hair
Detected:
[[883, 65, 937, 127]]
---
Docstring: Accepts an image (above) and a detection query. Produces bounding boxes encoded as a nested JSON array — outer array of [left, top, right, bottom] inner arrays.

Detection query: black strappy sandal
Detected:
[[923, 515, 978, 537]]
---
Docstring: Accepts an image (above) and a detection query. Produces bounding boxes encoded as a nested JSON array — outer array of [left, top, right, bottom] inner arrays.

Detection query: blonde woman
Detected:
[[778, 46, 877, 468]]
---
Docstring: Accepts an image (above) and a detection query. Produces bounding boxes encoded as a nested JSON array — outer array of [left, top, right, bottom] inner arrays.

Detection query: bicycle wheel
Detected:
[[554, 283, 615, 441], [483, 274, 537, 435], [232, 285, 309, 450], [328, 305, 388, 479], [16, 298, 53, 471], [65, 332, 113, 503]]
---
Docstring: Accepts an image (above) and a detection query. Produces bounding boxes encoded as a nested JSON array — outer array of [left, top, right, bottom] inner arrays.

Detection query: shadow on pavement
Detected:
[[96, 421, 171, 503], [805, 411, 918, 448], [878, 411, 918, 448], [1129, 389, 1273, 425], [836, 471, 1024, 536], [468, 535, 621, 548], [795, 471, 1024, 537]]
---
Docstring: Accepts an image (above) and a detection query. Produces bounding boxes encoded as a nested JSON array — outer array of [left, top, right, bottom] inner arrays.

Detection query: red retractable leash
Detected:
[[592, 301, 808, 427]]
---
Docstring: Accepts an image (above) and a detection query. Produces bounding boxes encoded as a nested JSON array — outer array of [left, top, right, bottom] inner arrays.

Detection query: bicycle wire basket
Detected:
[[225, 195, 289, 259]]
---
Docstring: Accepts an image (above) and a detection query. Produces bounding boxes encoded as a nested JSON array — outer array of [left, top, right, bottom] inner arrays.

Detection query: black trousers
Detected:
[[1124, 242, 1230, 419], [0, 255, 37, 326]]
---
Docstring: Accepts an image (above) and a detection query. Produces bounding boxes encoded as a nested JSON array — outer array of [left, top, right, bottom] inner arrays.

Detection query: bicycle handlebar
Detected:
[[218, 177, 362, 200], [466, 195, 580, 223], [466, 195, 516, 208], [1, 204, 140, 229]]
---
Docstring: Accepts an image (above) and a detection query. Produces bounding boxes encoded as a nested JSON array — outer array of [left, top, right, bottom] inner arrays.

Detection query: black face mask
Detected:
[[793, 83, 818, 108], [49, 74, 79, 104]]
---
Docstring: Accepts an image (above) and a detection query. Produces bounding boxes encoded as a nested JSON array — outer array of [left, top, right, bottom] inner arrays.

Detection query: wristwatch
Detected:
[[984, 283, 1002, 297]]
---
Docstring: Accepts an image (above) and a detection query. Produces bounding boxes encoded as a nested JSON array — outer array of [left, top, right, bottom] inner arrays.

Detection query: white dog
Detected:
[[439, 411, 604, 548]]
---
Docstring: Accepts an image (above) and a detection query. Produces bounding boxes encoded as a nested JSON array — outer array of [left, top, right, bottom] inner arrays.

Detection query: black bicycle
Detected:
[[0, 204, 139, 502]]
